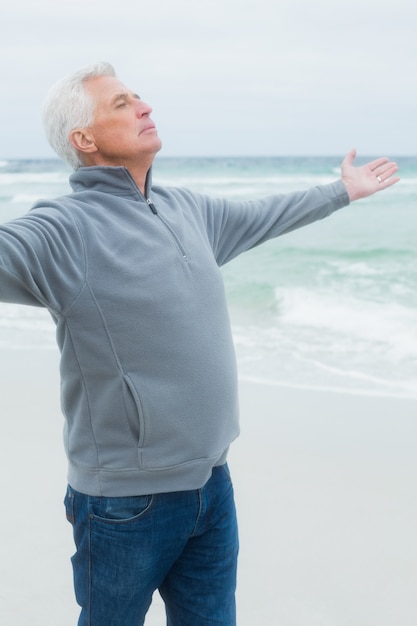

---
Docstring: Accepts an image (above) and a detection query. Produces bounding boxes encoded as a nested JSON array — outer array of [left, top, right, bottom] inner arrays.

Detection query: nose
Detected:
[[135, 99, 152, 118]]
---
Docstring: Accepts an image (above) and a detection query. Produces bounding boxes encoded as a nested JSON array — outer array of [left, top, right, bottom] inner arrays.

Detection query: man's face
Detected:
[[83, 75, 162, 166]]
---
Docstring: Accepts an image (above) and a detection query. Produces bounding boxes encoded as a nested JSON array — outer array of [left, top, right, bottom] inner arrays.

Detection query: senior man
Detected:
[[0, 61, 399, 626]]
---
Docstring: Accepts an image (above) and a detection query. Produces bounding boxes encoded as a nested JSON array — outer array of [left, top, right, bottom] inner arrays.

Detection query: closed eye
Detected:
[[112, 92, 141, 109]]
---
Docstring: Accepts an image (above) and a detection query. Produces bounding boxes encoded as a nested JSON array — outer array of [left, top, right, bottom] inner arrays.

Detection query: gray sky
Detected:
[[1, 0, 416, 159]]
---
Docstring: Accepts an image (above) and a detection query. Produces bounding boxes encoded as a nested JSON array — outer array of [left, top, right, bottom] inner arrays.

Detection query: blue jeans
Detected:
[[64, 465, 239, 626]]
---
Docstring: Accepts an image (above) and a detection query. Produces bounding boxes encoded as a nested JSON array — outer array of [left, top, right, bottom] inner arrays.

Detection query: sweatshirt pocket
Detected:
[[122, 374, 146, 449]]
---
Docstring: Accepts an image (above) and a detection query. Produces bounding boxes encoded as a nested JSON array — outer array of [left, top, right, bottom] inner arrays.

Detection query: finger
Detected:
[[378, 175, 400, 190], [375, 163, 399, 182], [366, 156, 390, 171]]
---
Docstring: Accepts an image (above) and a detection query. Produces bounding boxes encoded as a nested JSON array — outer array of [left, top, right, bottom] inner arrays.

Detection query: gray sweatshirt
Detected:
[[0, 165, 349, 496]]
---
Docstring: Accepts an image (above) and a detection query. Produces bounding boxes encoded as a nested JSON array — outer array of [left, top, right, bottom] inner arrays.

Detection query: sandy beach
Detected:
[[1, 348, 416, 626]]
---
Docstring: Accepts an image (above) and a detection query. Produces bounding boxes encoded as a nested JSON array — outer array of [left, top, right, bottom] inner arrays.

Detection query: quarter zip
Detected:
[[147, 197, 189, 262], [146, 198, 158, 215]]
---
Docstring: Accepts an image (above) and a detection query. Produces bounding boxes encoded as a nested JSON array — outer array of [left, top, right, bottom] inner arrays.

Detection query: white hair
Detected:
[[42, 61, 116, 170]]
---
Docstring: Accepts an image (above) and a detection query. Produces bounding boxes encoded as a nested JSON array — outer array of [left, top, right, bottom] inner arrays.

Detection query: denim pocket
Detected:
[[88, 494, 155, 523]]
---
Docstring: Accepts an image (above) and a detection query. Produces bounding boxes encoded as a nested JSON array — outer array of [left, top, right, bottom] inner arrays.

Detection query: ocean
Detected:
[[0, 155, 416, 399]]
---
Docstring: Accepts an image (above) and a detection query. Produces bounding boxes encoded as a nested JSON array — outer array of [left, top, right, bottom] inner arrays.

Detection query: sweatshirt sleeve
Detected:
[[202, 180, 350, 266], [0, 205, 86, 312]]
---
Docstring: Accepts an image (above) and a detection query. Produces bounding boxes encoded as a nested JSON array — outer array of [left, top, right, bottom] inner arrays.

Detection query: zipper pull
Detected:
[[147, 198, 158, 215]]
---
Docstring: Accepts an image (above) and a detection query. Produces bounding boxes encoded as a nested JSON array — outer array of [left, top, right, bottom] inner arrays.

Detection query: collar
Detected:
[[69, 165, 153, 199]]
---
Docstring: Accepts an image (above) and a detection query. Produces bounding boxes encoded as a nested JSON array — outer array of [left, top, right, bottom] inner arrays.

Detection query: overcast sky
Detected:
[[1, 0, 416, 159]]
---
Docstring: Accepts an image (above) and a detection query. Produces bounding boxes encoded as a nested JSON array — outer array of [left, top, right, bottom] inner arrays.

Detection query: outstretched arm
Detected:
[[341, 148, 400, 202]]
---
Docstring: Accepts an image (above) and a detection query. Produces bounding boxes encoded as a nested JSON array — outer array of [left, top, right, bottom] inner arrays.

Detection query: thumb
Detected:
[[342, 148, 357, 169]]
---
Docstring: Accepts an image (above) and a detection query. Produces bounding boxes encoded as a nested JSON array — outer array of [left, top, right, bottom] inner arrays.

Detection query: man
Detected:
[[0, 62, 399, 626]]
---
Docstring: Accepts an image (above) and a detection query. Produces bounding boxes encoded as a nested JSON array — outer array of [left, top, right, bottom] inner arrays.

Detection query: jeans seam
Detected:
[[218, 463, 232, 482], [65, 487, 76, 525], [88, 512, 92, 626], [190, 488, 203, 537]]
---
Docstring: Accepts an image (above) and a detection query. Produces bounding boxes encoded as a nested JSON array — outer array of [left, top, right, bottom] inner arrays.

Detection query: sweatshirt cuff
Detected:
[[327, 179, 351, 210]]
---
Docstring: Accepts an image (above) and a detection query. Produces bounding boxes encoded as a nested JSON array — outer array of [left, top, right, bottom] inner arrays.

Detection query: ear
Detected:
[[69, 128, 98, 154]]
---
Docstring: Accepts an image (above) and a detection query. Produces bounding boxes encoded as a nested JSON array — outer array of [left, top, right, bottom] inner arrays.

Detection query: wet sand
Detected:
[[1, 349, 416, 625]]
